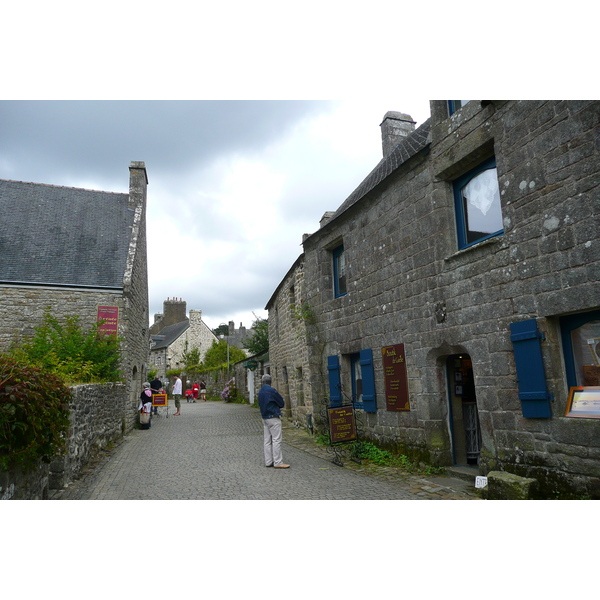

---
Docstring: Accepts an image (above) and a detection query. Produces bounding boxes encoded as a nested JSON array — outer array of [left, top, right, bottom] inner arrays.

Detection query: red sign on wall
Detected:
[[382, 343, 410, 411], [97, 305, 119, 335]]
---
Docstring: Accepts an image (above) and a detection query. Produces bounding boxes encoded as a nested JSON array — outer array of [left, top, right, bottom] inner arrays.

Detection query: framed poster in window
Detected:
[[565, 387, 600, 419]]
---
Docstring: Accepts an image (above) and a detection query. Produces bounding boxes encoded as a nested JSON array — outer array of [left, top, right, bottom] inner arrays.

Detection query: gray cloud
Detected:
[[0, 99, 431, 330], [0, 100, 332, 187]]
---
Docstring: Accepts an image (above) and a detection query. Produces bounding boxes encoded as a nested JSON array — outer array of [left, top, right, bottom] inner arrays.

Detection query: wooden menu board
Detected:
[[328, 406, 357, 444], [382, 343, 410, 411]]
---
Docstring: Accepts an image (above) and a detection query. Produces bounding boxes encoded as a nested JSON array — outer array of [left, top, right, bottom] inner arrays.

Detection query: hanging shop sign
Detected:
[[328, 406, 357, 444], [245, 360, 258, 371], [382, 343, 410, 411], [97, 305, 119, 335]]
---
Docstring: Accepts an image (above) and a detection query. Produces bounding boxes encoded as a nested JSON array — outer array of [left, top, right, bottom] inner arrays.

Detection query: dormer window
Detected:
[[448, 100, 470, 115], [333, 244, 347, 297]]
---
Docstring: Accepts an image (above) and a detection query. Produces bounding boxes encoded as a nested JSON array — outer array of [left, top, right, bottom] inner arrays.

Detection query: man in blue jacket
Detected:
[[258, 374, 290, 468]]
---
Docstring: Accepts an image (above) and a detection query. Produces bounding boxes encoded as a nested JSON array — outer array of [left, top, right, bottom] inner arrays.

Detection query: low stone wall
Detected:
[[195, 367, 241, 401], [482, 471, 539, 500], [193, 361, 266, 404], [0, 382, 133, 500]]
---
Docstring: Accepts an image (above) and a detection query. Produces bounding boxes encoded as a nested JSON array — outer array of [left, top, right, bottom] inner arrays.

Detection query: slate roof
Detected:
[[150, 321, 190, 350], [0, 179, 134, 289]]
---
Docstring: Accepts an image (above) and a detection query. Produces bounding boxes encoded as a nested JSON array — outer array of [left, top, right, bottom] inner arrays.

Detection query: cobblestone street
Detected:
[[51, 400, 481, 501]]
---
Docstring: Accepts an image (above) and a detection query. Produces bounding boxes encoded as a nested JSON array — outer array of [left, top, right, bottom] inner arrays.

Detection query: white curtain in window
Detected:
[[571, 321, 600, 386]]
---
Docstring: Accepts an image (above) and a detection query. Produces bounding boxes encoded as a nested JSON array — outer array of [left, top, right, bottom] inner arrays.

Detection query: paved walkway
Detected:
[[52, 400, 481, 500]]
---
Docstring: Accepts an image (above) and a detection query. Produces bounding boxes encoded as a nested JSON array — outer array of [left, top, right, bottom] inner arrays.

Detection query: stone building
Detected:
[[266, 101, 600, 498], [149, 298, 218, 381], [0, 162, 150, 410], [222, 320, 251, 350]]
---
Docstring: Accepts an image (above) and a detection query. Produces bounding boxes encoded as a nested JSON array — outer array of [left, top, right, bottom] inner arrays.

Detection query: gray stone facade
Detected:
[[149, 298, 219, 381], [266, 101, 600, 498], [0, 162, 150, 408]]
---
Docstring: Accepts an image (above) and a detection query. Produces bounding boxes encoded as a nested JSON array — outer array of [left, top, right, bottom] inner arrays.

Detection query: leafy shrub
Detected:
[[202, 339, 247, 370], [243, 317, 269, 355], [0, 354, 71, 471], [221, 378, 246, 403], [354, 441, 395, 465], [315, 432, 331, 446], [11, 312, 122, 384]]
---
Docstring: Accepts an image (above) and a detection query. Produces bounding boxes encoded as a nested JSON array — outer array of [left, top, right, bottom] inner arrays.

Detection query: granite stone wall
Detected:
[[267, 256, 319, 425], [122, 162, 151, 405], [269, 100, 600, 498], [0, 286, 125, 350], [1, 382, 131, 500]]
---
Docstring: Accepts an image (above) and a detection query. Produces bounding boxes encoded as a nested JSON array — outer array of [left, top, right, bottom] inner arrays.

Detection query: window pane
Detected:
[[461, 167, 502, 244], [337, 250, 346, 295], [448, 100, 470, 115], [351, 354, 363, 402], [570, 320, 600, 386]]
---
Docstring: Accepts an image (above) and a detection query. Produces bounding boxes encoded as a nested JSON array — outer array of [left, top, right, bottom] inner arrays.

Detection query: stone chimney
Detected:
[[189, 309, 202, 324], [163, 298, 187, 325], [320, 211, 336, 228], [128, 161, 148, 210], [149, 298, 187, 334], [380, 112, 416, 157]]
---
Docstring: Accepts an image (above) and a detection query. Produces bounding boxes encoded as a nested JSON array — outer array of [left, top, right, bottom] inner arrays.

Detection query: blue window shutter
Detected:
[[327, 355, 342, 407], [510, 319, 552, 418], [358, 348, 377, 413]]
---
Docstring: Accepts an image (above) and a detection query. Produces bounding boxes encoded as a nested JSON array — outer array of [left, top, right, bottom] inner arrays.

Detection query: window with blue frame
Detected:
[[453, 156, 503, 249], [448, 100, 470, 115], [327, 350, 376, 412], [560, 311, 600, 388], [350, 353, 363, 403], [332, 244, 347, 297]]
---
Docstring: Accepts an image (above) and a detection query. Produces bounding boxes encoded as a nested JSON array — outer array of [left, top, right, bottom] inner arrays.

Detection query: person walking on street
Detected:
[[258, 374, 290, 468], [150, 375, 162, 415], [200, 379, 207, 401], [139, 382, 153, 430], [172, 375, 182, 415]]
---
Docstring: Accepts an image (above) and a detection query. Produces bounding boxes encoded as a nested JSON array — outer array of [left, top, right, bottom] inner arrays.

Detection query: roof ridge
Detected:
[[0, 178, 128, 196]]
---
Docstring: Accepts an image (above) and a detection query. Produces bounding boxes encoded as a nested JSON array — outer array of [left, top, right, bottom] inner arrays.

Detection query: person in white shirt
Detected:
[[172, 374, 183, 415]]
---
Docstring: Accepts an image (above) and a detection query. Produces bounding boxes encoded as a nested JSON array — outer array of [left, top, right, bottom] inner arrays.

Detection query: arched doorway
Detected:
[[446, 354, 482, 466]]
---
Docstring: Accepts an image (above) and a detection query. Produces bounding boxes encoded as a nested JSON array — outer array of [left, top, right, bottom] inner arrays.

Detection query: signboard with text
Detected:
[[382, 343, 410, 411], [152, 393, 168, 407], [328, 406, 357, 444], [97, 305, 119, 335]]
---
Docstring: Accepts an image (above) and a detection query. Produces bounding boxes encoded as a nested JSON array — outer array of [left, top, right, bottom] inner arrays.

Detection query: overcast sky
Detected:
[[0, 99, 431, 331], [2, 3, 592, 335]]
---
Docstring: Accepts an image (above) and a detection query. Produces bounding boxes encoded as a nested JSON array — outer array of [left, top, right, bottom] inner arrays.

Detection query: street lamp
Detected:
[[219, 323, 230, 372]]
